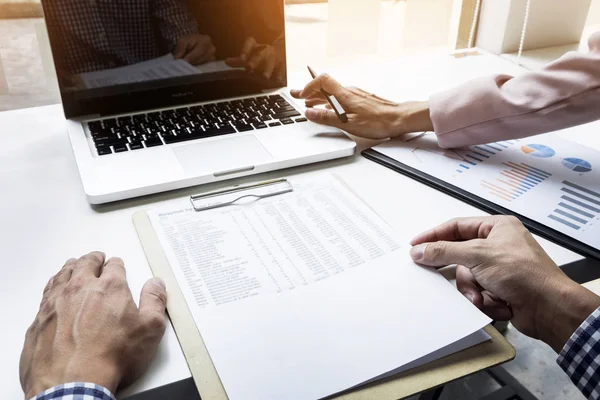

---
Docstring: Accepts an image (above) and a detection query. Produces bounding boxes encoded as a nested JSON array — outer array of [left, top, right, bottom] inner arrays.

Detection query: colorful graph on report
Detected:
[[455, 140, 519, 174], [521, 144, 556, 158], [562, 158, 592, 173], [548, 181, 600, 231], [481, 162, 551, 202]]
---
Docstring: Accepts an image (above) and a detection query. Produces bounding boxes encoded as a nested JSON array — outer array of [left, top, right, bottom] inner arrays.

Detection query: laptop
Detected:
[[41, 0, 356, 204]]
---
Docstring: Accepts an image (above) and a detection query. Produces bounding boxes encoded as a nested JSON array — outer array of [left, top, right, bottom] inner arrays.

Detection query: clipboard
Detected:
[[132, 179, 515, 400], [362, 148, 600, 263]]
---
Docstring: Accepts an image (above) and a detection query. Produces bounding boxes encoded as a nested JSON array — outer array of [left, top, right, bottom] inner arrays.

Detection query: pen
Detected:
[[307, 66, 348, 123]]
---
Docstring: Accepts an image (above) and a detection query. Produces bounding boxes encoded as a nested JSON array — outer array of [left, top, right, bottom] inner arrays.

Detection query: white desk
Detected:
[[0, 53, 589, 399]]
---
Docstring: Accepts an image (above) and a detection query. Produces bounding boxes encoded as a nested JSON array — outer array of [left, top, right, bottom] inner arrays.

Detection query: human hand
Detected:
[[290, 73, 433, 139], [20, 252, 168, 398], [409, 216, 600, 353], [225, 36, 285, 81], [174, 34, 216, 65]]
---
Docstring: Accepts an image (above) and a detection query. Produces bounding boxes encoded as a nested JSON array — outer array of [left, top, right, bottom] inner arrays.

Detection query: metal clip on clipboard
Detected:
[[190, 178, 294, 212]]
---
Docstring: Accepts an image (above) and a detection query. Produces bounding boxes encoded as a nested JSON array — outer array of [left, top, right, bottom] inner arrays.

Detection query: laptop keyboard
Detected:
[[86, 94, 307, 156]]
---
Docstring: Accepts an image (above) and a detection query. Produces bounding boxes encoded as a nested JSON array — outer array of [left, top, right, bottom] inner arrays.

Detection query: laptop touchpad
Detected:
[[173, 135, 273, 176]]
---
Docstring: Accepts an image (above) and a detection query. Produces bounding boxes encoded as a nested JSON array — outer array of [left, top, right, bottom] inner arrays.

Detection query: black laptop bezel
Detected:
[[40, 0, 288, 119]]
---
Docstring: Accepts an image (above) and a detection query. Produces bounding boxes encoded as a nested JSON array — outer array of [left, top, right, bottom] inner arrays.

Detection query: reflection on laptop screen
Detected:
[[42, 0, 286, 115]]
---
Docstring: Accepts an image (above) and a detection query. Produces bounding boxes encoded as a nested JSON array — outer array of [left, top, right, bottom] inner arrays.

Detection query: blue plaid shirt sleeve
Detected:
[[30, 382, 115, 400], [558, 307, 600, 399]]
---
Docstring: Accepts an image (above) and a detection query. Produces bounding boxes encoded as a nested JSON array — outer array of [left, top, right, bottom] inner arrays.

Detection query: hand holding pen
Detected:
[[290, 71, 434, 140]]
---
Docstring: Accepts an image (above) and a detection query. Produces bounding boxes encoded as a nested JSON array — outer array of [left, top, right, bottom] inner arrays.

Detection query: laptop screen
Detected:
[[42, 0, 287, 118]]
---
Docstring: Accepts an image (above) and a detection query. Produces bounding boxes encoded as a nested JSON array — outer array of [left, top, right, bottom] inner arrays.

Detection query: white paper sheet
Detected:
[[79, 55, 238, 89], [375, 132, 600, 250], [148, 175, 491, 400]]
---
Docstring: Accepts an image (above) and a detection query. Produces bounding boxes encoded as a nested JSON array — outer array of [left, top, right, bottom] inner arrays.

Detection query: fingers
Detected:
[[183, 38, 215, 65], [71, 251, 105, 278], [481, 291, 512, 321], [184, 44, 215, 65], [40, 258, 77, 307], [239, 37, 257, 62], [456, 265, 483, 309], [101, 257, 126, 280], [290, 89, 302, 98], [173, 39, 188, 59], [456, 266, 512, 320], [409, 239, 486, 268], [300, 73, 348, 100], [139, 277, 168, 328], [262, 51, 277, 79], [246, 48, 267, 71], [410, 217, 497, 246], [304, 98, 329, 108], [291, 90, 327, 103], [52, 258, 77, 287], [225, 57, 245, 68], [304, 108, 345, 129]]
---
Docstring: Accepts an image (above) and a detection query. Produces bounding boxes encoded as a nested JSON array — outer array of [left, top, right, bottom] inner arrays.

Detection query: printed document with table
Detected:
[[144, 175, 491, 400]]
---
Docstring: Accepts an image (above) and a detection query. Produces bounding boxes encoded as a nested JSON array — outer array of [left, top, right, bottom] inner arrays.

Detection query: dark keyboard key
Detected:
[[88, 121, 102, 132], [280, 118, 294, 125], [201, 125, 236, 137], [295, 117, 308, 123], [274, 103, 295, 110], [236, 124, 254, 132], [95, 138, 128, 148], [97, 147, 112, 156], [118, 116, 132, 126], [252, 122, 267, 129], [114, 145, 129, 153], [145, 138, 163, 147], [163, 134, 193, 144], [268, 122, 282, 127], [91, 133, 117, 142], [273, 110, 301, 119], [103, 119, 117, 128], [130, 143, 144, 150]]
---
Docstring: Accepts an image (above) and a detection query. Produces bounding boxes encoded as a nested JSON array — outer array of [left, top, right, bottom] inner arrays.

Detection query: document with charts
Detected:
[[146, 175, 491, 400], [374, 132, 600, 252]]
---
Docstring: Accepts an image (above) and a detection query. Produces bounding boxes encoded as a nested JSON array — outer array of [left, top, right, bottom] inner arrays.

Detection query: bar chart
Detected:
[[455, 140, 519, 174], [548, 181, 600, 230], [480, 161, 551, 202], [373, 131, 600, 252]]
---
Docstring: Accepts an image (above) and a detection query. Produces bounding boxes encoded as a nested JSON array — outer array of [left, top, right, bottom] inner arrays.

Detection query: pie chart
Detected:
[[521, 144, 556, 158], [562, 158, 592, 173]]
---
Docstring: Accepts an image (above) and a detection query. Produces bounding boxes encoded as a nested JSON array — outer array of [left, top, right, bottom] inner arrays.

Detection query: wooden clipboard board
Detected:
[[133, 211, 515, 400]]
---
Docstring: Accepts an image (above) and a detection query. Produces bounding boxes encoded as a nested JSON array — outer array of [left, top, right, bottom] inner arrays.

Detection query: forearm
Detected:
[[538, 279, 600, 353], [154, 0, 198, 48], [556, 300, 600, 399], [429, 32, 600, 148]]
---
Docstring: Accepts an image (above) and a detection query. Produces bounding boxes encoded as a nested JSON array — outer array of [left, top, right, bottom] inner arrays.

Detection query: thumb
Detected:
[[173, 40, 187, 59], [304, 108, 344, 129], [409, 239, 485, 268], [139, 277, 168, 329], [225, 57, 245, 67]]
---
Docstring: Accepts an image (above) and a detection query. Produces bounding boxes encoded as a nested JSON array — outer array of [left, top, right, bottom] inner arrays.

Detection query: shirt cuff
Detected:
[[30, 382, 115, 400], [558, 306, 600, 399]]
